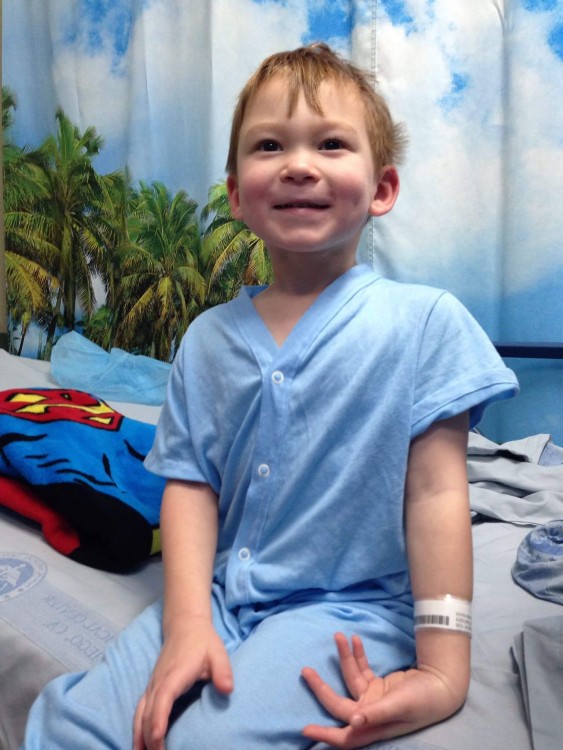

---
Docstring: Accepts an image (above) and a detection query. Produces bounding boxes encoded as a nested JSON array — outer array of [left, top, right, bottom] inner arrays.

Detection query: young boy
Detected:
[[22, 44, 518, 750]]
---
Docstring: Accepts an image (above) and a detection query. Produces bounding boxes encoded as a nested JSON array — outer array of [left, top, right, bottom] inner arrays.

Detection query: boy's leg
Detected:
[[167, 599, 414, 750], [21, 596, 413, 750], [20, 590, 245, 750], [21, 599, 164, 749]]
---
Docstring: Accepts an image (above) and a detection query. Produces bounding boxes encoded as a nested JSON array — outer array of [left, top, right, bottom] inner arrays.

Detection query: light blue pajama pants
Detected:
[[21, 584, 415, 749]]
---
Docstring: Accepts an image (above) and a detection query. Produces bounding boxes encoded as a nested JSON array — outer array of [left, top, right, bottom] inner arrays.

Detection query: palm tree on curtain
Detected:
[[3, 86, 55, 353], [82, 168, 135, 350], [2, 87, 15, 130], [114, 181, 206, 361], [5, 254, 52, 355], [37, 108, 122, 359], [201, 181, 272, 306]]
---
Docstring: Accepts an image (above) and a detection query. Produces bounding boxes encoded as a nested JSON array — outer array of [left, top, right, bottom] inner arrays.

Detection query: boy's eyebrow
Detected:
[[241, 119, 361, 138]]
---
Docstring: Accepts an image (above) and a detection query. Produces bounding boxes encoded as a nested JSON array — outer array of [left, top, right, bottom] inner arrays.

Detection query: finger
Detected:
[[141, 696, 168, 750], [302, 723, 352, 749], [133, 694, 146, 750], [350, 635, 376, 682], [209, 646, 234, 695], [140, 674, 187, 750], [334, 633, 368, 700], [301, 667, 357, 723], [303, 722, 384, 750], [303, 711, 413, 750]]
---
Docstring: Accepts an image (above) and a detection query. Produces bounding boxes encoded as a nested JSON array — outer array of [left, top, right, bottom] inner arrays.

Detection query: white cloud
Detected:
[[366, 3, 563, 296], [52, 50, 130, 137]]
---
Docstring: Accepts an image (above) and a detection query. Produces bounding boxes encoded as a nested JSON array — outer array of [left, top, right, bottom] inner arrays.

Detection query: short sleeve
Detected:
[[143, 333, 212, 486], [411, 292, 519, 437]]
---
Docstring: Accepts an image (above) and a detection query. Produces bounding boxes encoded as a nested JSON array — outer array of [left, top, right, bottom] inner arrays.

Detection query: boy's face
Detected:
[[227, 76, 398, 265]]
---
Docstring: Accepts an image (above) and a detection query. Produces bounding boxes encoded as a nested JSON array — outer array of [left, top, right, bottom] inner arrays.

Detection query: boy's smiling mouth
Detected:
[[274, 201, 330, 210]]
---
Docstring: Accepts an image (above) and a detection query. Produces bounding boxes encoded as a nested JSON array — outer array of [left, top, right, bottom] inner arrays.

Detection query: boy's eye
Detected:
[[258, 140, 281, 152], [320, 139, 343, 150]]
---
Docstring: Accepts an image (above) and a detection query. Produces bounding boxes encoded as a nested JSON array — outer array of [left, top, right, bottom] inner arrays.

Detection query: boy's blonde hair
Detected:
[[226, 42, 406, 176]]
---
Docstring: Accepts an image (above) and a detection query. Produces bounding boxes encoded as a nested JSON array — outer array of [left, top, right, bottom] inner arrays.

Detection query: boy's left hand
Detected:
[[301, 632, 465, 749]]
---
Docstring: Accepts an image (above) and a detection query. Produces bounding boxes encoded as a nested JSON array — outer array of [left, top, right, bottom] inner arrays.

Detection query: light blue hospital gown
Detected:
[[21, 264, 518, 749]]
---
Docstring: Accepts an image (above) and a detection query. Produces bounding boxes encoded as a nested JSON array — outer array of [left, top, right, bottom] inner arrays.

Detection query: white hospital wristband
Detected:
[[414, 596, 472, 636]]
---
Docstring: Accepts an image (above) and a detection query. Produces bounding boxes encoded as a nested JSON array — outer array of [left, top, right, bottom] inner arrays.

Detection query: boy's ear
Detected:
[[226, 175, 244, 220], [369, 166, 400, 218]]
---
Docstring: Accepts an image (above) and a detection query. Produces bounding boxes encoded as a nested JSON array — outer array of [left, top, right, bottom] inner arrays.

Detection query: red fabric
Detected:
[[0, 476, 81, 555]]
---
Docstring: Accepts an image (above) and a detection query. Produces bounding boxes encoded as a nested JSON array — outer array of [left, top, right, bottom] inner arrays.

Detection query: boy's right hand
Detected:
[[133, 616, 233, 750]]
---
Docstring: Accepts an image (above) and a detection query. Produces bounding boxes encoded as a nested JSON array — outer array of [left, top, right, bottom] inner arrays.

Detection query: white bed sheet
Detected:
[[1, 351, 560, 750], [0, 512, 163, 750]]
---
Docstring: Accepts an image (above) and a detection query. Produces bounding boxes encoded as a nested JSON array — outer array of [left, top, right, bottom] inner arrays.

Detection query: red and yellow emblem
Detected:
[[0, 389, 123, 431]]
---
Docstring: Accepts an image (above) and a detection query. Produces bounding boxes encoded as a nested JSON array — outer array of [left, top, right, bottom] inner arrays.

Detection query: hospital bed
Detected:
[[0, 345, 561, 750]]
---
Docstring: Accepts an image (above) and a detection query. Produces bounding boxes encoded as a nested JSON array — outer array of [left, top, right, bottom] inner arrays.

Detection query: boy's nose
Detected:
[[280, 150, 320, 182]]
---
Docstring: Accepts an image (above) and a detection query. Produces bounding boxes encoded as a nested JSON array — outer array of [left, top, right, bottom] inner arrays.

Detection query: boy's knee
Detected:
[[167, 684, 304, 750]]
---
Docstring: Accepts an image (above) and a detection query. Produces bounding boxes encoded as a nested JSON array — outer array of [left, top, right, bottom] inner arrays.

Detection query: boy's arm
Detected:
[[405, 410, 472, 706], [302, 412, 472, 749], [133, 479, 233, 750]]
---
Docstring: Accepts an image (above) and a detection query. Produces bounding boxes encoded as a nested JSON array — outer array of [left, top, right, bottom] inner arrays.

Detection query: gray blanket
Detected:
[[512, 616, 563, 750], [468, 432, 563, 525]]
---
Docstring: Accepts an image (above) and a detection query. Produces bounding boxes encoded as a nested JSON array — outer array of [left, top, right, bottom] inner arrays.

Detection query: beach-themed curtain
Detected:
[[2, 0, 563, 442]]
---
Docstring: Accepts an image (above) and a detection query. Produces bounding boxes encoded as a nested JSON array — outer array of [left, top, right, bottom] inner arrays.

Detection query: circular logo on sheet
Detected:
[[0, 553, 47, 603]]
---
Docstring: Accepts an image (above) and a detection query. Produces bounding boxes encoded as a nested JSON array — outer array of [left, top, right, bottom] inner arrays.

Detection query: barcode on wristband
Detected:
[[414, 614, 450, 627], [413, 597, 472, 636]]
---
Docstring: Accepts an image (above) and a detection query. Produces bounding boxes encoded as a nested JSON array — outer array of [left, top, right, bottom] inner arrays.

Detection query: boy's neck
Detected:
[[267, 250, 357, 296], [252, 253, 357, 347]]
